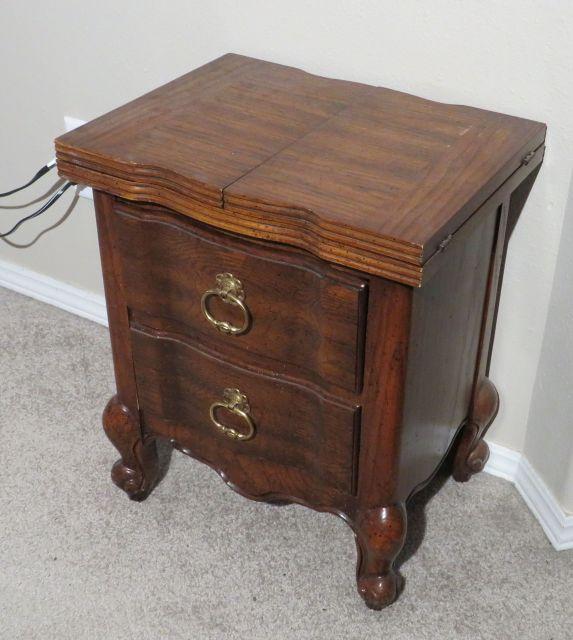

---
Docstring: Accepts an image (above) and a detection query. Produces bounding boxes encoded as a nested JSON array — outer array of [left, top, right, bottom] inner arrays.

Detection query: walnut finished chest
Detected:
[[55, 54, 545, 610]]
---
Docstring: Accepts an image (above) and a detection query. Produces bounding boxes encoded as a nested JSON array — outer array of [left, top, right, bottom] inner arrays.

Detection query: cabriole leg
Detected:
[[354, 503, 407, 610], [102, 395, 159, 501], [453, 378, 499, 482]]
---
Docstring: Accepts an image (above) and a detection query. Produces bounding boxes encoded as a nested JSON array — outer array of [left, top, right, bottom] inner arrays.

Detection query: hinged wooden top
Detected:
[[55, 54, 545, 286]]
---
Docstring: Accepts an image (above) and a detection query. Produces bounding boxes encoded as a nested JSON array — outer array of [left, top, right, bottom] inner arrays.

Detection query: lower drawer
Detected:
[[131, 325, 361, 502]]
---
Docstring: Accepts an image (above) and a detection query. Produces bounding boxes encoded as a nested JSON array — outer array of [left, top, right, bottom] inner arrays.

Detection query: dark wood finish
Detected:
[[60, 58, 545, 610], [355, 503, 407, 610], [453, 379, 499, 482], [55, 54, 545, 286], [94, 191, 160, 501], [130, 324, 361, 500], [102, 396, 159, 501], [357, 278, 412, 509], [452, 195, 510, 481], [398, 200, 499, 497], [112, 199, 368, 394]]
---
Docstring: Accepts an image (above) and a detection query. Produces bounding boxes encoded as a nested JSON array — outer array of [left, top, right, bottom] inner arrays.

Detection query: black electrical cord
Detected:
[[0, 181, 76, 238], [0, 158, 57, 197]]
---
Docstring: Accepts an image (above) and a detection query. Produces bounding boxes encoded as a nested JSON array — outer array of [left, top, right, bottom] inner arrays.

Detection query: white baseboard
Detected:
[[483, 441, 522, 482], [0, 257, 570, 550], [0, 258, 107, 326], [486, 441, 573, 550]]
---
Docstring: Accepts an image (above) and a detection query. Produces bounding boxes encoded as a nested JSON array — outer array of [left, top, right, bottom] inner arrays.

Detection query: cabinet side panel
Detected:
[[94, 191, 139, 415], [397, 203, 499, 500]]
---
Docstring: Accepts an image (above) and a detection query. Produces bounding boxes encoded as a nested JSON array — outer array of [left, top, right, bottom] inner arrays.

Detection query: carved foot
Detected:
[[453, 378, 499, 482], [102, 396, 159, 501], [453, 427, 490, 482], [354, 503, 407, 610]]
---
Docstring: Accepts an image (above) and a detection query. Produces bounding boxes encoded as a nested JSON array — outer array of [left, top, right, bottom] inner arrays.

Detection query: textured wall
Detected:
[[0, 1, 571, 507]]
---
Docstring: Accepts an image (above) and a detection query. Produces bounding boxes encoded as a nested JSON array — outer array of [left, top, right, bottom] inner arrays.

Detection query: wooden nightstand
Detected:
[[55, 54, 545, 609]]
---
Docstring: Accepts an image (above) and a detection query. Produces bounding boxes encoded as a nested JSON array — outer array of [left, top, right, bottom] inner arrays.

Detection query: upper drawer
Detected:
[[112, 200, 368, 393]]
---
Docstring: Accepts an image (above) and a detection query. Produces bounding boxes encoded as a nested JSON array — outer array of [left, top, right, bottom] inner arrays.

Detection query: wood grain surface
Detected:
[[112, 199, 368, 393], [131, 324, 361, 500], [84, 53, 546, 608], [56, 54, 545, 285]]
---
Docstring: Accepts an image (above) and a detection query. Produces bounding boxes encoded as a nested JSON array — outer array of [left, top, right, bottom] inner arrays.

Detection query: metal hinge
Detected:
[[521, 150, 536, 166], [438, 234, 453, 253]]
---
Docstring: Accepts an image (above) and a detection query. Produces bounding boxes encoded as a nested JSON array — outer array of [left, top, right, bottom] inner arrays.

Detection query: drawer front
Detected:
[[131, 325, 360, 501], [113, 201, 367, 393]]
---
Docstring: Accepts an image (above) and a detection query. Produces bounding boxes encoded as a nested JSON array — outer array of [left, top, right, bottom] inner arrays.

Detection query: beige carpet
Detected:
[[0, 287, 571, 639]]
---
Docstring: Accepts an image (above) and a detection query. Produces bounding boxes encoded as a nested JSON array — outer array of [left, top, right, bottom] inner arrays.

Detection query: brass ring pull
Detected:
[[200, 273, 250, 336], [209, 388, 256, 441]]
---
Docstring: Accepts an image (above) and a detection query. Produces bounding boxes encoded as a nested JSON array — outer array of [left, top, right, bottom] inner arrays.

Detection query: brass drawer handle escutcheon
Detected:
[[200, 273, 250, 335], [209, 388, 256, 441]]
